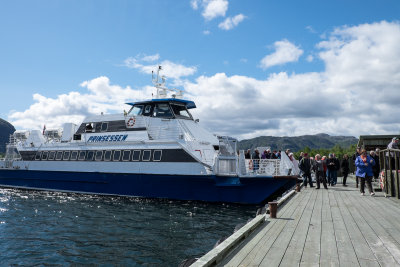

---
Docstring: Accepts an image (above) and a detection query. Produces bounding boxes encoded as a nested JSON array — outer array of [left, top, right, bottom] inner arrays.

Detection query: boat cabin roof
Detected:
[[126, 98, 196, 109]]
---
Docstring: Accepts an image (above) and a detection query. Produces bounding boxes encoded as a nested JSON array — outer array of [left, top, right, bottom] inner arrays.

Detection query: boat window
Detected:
[[48, 151, 56, 160], [86, 151, 94, 161], [101, 122, 108, 132], [153, 150, 162, 161], [132, 150, 141, 161], [78, 151, 86, 161], [113, 150, 121, 161], [153, 103, 173, 118], [103, 150, 111, 161], [85, 123, 95, 133], [171, 104, 192, 120], [63, 151, 70, 160], [56, 151, 63, 160], [35, 152, 42, 160], [122, 150, 131, 161], [95, 150, 103, 161], [70, 151, 78, 160], [142, 105, 153, 116], [142, 150, 151, 161], [41, 151, 48, 160], [129, 105, 144, 116]]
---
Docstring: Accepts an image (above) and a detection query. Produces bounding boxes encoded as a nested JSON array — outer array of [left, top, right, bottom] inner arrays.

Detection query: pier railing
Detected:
[[379, 148, 400, 198]]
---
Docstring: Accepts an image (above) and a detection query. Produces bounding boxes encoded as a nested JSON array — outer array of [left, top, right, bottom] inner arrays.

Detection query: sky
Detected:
[[1, 0, 400, 140]]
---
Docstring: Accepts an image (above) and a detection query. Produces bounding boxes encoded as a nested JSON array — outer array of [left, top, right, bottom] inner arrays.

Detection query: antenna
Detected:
[[151, 65, 183, 99]]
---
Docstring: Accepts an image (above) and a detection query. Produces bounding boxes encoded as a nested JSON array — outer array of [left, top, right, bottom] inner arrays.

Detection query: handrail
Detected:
[[379, 149, 400, 199]]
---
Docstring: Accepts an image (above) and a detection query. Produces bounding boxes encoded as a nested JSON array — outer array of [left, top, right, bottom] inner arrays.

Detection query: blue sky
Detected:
[[1, 0, 400, 139]]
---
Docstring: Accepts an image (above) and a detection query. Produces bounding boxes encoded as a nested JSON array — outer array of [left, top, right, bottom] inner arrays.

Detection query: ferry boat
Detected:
[[0, 67, 299, 204]]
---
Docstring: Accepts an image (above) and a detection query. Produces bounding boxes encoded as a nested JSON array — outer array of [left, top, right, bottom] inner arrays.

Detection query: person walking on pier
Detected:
[[299, 153, 313, 187], [314, 154, 328, 189], [327, 153, 339, 186], [355, 149, 375, 196], [341, 154, 350, 186]]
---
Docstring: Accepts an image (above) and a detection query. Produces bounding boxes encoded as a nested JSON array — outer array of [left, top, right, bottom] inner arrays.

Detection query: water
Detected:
[[0, 188, 256, 266]]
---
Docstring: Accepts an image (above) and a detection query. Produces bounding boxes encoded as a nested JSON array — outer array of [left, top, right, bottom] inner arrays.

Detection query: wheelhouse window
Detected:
[[122, 150, 131, 161], [48, 151, 56, 160], [78, 151, 86, 161], [56, 151, 63, 160], [101, 122, 108, 132], [41, 151, 48, 160], [35, 152, 42, 160], [153, 150, 162, 161], [132, 150, 141, 161], [70, 151, 78, 160], [113, 150, 121, 161], [153, 103, 173, 118], [95, 150, 103, 161], [129, 105, 144, 116], [142, 150, 151, 161], [86, 151, 94, 161], [63, 151, 70, 160], [171, 104, 192, 120], [85, 123, 95, 133], [104, 150, 112, 161], [142, 104, 153, 116]]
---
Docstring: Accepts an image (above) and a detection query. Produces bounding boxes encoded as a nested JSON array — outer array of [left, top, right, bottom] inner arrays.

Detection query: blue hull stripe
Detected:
[[0, 170, 295, 204]]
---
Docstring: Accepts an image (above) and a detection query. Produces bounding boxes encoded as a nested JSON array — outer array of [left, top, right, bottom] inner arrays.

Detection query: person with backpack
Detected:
[[299, 153, 313, 187]]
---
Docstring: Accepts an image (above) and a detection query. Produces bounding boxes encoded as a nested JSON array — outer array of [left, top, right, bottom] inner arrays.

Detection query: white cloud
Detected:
[[8, 21, 400, 140], [218, 14, 246, 30], [203, 30, 211, 35], [202, 0, 228, 21], [124, 54, 197, 80], [190, 0, 199, 10], [191, 0, 228, 21], [306, 55, 313, 62], [8, 77, 152, 130], [260, 39, 304, 69]]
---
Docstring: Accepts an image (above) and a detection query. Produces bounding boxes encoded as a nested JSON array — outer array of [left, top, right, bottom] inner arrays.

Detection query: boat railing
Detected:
[[245, 159, 281, 176]]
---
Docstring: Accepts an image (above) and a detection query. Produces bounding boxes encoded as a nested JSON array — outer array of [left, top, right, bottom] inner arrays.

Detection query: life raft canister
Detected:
[[126, 117, 136, 127]]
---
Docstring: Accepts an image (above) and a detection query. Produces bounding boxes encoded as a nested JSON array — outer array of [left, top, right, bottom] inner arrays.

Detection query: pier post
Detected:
[[268, 202, 278, 218]]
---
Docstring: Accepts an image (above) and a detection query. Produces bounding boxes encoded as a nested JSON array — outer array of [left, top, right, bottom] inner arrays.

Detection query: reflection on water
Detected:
[[0, 188, 256, 266]]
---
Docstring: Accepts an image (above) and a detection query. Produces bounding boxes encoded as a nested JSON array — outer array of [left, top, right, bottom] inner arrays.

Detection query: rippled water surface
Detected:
[[0, 188, 256, 266]]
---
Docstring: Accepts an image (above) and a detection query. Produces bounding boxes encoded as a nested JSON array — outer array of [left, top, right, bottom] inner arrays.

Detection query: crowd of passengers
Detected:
[[242, 137, 400, 196]]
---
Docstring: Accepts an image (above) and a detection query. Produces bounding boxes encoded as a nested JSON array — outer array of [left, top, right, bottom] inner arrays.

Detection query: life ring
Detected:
[[126, 117, 136, 127]]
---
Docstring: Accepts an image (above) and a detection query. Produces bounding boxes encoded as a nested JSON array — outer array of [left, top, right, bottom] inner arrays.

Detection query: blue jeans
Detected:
[[326, 169, 337, 185]]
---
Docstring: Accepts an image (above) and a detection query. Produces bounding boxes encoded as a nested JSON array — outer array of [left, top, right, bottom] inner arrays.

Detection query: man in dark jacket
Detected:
[[326, 153, 339, 186], [341, 154, 350, 186], [299, 153, 313, 187]]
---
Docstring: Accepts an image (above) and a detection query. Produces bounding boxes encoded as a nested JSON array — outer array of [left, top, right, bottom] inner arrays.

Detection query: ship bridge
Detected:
[[125, 99, 196, 121]]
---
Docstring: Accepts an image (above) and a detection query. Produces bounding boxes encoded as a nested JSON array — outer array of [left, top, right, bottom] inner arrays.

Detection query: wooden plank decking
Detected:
[[218, 178, 400, 266]]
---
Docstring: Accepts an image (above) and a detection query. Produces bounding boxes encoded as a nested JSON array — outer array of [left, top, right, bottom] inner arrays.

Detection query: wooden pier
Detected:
[[195, 178, 400, 266]]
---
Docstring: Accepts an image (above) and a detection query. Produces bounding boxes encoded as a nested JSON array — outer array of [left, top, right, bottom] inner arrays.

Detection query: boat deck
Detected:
[[218, 178, 400, 266]]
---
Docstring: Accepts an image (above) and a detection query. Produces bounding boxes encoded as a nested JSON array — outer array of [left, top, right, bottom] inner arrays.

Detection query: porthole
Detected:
[[63, 151, 70, 160], [86, 151, 94, 161], [132, 150, 141, 161], [56, 151, 63, 160], [95, 150, 103, 161], [142, 150, 151, 161], [104, 150, 112, 161], [70, 151, 78, 160], [78, 151, 86, 161], [113, 150, 121, 161], [153, 150, 162, 161], [122, 150, 131, 161]]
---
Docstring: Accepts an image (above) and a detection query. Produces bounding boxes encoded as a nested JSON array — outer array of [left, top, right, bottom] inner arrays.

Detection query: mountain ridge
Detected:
[[238, 133, 358, 152]]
